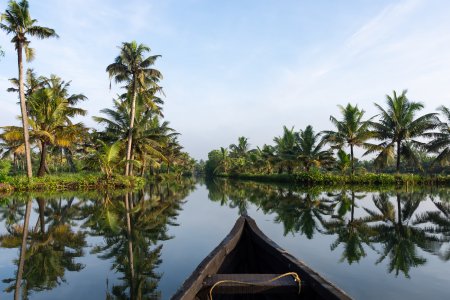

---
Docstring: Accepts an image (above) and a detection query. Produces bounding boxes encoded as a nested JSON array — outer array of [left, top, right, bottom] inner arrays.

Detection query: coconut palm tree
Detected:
[[322, 103, 373, 175], [427, 105, 450, 167], [8, 68, 47, 102], [27, 75, 87, 176], [229, 136, 250, 158], [366, 90, 439, 172], [0, 0, 58, 178], [297, 125, 334, 172], [106, 41, 162, 176], [86, 141, 122, 178], [215, 147, 230, 174], [335, 149, 351, 173], [274, 126, 298, 174]]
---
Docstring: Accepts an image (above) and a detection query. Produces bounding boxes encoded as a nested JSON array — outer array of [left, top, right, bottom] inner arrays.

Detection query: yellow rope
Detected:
[[209, 272, 301, 300]]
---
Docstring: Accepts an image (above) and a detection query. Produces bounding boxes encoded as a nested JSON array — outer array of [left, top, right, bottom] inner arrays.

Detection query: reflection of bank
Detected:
[[2, 196, 86, 299], [0, 179, 196, 300], [205, 178, 450, 277], [364, 192, 449, 277], [90, 183, 193, 299], [324, 190, 373, 264]]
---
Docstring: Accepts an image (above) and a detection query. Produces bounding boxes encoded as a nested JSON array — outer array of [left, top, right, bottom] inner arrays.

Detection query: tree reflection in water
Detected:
[[0, 179, 195, 299], [1, 195, 86, 299], [324, 190, 375, 264], [206, 179, 450, 278], [85, 180, 194, 299]]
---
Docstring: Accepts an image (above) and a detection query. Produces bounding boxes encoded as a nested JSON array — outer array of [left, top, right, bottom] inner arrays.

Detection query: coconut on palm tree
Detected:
[[366, 90, 439, 172], [106, 41, 162, 176], [0, 0, 58, 178], [322, 103, 373, 175]]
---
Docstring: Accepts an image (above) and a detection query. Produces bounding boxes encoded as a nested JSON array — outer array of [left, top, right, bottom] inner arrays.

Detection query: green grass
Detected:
[[0, 172, 145, 192], [219, 172, 450, 186]]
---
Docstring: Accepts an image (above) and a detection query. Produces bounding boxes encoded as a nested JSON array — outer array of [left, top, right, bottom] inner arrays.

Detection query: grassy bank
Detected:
[[218, 172, 450, 186], [0, 173, 145, 193]]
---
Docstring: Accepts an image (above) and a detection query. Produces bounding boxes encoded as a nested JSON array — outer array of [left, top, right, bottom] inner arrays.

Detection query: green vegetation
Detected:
[[206, 92, 449, 185], [0, 1, 195, 192], [0, 173, 145, 193]]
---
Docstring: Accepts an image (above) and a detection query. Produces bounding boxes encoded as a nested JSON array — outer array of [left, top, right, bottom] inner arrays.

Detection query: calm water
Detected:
[[0, 179, 449, 299]]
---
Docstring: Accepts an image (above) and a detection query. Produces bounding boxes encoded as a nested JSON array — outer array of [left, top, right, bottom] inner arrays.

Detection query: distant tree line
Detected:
[[206, 92, 449, 176]]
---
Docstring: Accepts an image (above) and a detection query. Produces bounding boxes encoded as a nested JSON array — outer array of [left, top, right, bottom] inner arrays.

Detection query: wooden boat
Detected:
[[171, 215, 352, 300]]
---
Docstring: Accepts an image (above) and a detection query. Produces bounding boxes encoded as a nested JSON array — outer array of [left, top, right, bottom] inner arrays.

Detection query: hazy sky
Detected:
[[1, 0, 449, 160]]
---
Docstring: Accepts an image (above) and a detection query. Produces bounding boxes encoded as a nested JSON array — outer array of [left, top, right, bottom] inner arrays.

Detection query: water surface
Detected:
[[1, 179, 449, 299]]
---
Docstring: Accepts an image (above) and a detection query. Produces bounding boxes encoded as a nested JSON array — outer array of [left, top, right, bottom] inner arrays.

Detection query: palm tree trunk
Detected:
[[37, 142, 47, 177], [17, 43, 33, 179], [350, 144, 354, 175], [125, 81, 137, 176], [396, 140, 401, 173], [14, 198, 32, 300]]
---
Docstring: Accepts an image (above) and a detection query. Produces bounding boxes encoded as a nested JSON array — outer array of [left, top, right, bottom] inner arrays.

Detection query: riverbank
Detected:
[[217, 172, 450, 186], [0, 173, 145, 193]]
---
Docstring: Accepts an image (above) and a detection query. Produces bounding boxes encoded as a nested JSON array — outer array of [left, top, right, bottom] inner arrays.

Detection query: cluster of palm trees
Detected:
[[0, 0, 194, 179], [206, 91, 449, 176]]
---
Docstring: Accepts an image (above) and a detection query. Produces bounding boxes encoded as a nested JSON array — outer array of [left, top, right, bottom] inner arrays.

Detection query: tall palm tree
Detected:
[[366, 90, 439, 172], [106, 41, 162, 176], [322, 103, 373, 175], [0, 0, 58, 178], [297, 125, 334, 172], [427, 105, 450, 167]]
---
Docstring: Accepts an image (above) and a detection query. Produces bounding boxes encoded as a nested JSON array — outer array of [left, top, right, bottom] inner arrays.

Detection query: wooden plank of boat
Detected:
[[170, 215, 352, 300]]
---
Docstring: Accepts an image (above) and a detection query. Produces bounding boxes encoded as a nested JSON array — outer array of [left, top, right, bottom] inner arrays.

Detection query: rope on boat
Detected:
[[208, 272, 301, 299]]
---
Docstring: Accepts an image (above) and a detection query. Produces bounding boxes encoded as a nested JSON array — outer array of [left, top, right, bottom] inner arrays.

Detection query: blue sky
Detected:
[[1, 0, 450, 159]]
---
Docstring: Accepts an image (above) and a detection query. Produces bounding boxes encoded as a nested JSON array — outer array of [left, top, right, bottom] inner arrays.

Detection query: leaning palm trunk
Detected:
[[17, 43, 33, 178], [14, 198, 32, 300]]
